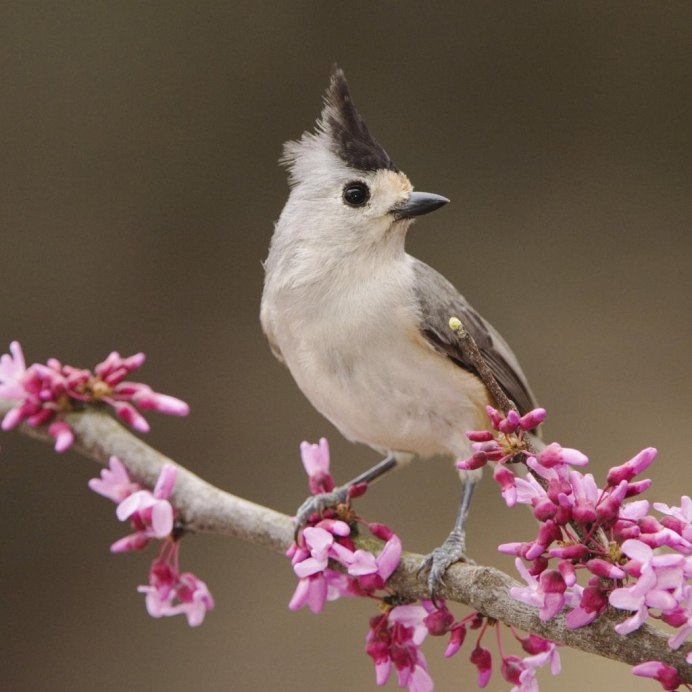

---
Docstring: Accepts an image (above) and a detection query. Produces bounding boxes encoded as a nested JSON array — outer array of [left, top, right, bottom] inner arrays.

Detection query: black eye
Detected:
[[343, 182, 370, 207]]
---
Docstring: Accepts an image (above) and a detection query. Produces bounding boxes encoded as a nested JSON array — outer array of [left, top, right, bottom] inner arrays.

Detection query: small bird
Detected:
[[261, 68, 537, 592]]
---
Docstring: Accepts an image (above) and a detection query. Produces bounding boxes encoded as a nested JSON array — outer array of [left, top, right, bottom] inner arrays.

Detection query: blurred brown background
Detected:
[[1, 2, 690, 690]]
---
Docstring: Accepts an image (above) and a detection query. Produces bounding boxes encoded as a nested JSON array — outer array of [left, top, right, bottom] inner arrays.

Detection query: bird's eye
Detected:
[[342, 182, 370, 207]]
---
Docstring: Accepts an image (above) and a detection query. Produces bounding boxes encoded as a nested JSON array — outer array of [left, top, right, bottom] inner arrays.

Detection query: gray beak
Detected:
[[391, 191, 449, 220]]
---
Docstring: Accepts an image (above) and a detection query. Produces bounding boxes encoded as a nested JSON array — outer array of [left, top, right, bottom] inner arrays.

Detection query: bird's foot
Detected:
[[419, 529, 475, 602], [294, 486, 350, 541]]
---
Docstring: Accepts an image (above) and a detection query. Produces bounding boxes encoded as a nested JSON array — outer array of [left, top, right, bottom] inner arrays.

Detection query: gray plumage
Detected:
[[411, 258, 536, 416]]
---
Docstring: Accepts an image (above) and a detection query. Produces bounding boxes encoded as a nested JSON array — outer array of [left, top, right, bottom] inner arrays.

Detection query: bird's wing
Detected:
[[411, 258, 537, 415]]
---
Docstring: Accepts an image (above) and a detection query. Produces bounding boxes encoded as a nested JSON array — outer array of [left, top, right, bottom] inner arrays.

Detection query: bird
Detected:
[[261, 67, 538, 593]]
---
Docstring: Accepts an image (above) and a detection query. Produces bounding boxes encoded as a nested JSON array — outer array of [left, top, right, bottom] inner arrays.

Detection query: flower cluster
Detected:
[[288, 439, 402, 614], [90, 456, 213, 626], [365, 599, 561, 692], [0, 341, 189, 451], [460, 406, 691, 688], [289, 439, 565, 691]]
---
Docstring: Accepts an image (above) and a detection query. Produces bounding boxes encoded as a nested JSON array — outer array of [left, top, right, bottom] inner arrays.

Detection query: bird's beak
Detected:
[[391, 191, 449, 220]]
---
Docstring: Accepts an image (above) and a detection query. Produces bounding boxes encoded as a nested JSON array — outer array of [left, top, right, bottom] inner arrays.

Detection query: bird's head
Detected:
[[278, 68, 448, 253]]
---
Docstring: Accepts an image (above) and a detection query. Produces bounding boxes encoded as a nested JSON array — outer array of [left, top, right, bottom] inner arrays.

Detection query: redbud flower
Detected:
[[420, 599, 454, 636], [470, 645, 493, 688], [300, 437, 335, 494], [138, 547, 214, 627], [538, 443, 588, 469], [0, 342, 189, 451], [654, 496, 692, 546], [111, 464, 177, 552], [632, 661, 682, 691], [606, 447, 657, 486], [365, 605, 433, 691], [609, 539, 685, 635], [88, 455, 141, 503], [0, 340, 26, 399], [510, 559, 579, 621]]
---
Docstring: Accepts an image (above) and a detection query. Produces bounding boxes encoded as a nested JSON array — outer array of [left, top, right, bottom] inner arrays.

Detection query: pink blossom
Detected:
[[0, 342, 189, 451], [366, 606, 433, 691], [421, 599, 455, 636], [494, 463, 518, 507], [138, 547, 214, 627], [609, 539, 685, 634], [0, 340, 27, 400], [112, 464, 177, 551], [566, 577, 608, 628], [519, 634, 561, 674], [88, 455, 140, 503], [666, 585, 691, 652], [654, 496, 692, 546], [300, 437, 335, 494], [347, 533, 402, 589], [48, 421, 74, 453], [631, 661, 682, 691], [470, 645, 492, 688], [538, 443, 588, 469], [510, 559, 576, 621], [293, 526, 336, 578], [607, 447, 657, 486]]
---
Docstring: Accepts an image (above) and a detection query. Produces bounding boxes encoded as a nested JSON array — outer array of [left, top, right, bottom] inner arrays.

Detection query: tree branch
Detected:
[[1, 399, 689, 680]]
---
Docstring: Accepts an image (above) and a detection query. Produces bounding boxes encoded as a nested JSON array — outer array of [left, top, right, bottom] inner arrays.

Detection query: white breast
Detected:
[[262, 254, 489, 460]]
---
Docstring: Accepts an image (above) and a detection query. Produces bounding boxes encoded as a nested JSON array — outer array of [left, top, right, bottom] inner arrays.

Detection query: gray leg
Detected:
[[295, 455, 398, 537], [420, 478, 478, 598]]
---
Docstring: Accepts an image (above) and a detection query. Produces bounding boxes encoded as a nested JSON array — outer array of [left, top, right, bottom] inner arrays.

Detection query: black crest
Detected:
[[321, 68, 399, 173]]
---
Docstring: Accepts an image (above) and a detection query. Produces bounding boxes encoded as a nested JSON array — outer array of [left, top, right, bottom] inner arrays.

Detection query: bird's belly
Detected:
[[284, 330, 491, 460]]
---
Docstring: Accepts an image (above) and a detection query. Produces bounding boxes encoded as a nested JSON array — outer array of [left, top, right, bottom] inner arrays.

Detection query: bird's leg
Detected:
[[294, 455, 398, 539], [420, 476, 478, 599]]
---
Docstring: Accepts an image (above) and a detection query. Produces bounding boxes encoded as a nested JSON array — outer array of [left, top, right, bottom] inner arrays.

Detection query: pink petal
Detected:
[[614, 604, 649, 635], [150, 500, 174, 537], [609, 587, 643, 611], [153, 464, 177, 499]]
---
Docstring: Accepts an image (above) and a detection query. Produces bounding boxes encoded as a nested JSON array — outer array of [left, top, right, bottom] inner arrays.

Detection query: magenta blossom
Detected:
[[609, 539, 686, 635], [88, 458, 212, 628], [88, 455, 141, 503], [89, 457, 177, 552], [0, 340, 27, 400], [300, 437, 335, 494], [0, 342, 189, 451], [632, 661, 682, 691], [138, 544, 214, 627], [366, 605, 433, 691]]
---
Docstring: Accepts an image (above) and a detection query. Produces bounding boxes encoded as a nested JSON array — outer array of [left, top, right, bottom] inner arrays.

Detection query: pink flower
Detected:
[[347, 533, 402, 590], [0, 340, 27, 400], [138, 546, 214, 627], [300, 438, 334, 494], [470, 645, 492, 688], [112, 464, 177, 551], [607, 447, 657, 485], [654, 496, 692, 547], [511, 558, 581, 621], [632, 661, 682, 691], [366, 606, 433, 692], [538, 443, 588, 469], [494, 463, 518, 507], [0, 343, 189, 451], [88, 455, 141, 503], [609, 539, 685, 634]]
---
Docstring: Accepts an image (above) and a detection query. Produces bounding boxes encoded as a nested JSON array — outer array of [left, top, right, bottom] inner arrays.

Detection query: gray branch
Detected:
[[1, 399, 689, 681]]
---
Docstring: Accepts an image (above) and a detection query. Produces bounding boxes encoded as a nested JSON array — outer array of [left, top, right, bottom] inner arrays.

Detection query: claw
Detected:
[[419, 529, 475, 603], [293, 487, 349, 541]]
